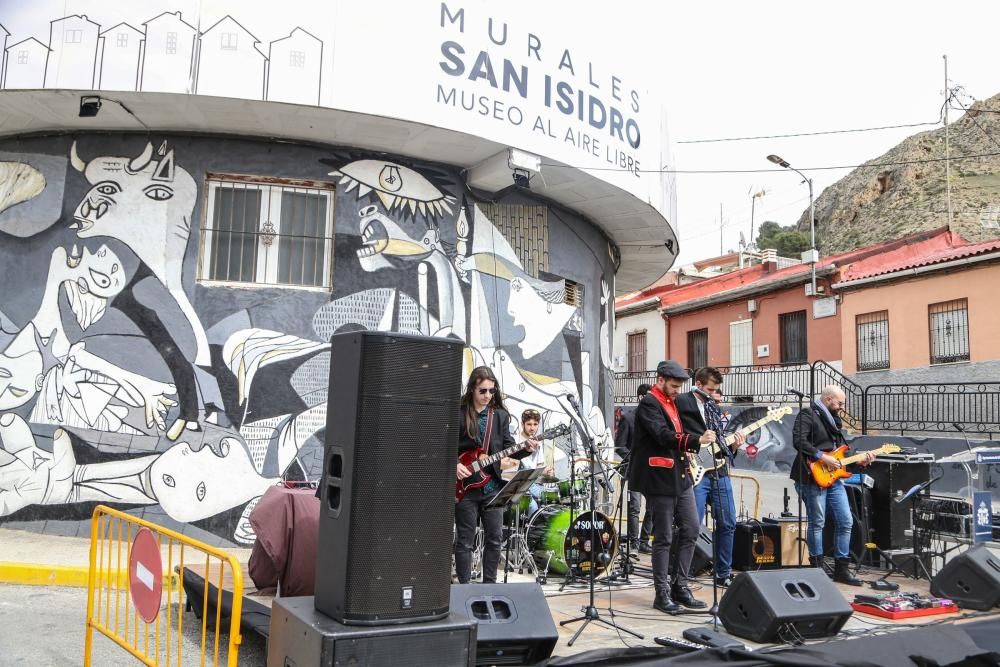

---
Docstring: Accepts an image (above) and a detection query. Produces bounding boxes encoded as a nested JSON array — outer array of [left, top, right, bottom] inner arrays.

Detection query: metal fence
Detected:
[[615, 362, 1000, 436]]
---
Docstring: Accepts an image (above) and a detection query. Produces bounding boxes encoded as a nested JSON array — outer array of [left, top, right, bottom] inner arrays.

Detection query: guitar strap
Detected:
[[480, 408, 494, 455]]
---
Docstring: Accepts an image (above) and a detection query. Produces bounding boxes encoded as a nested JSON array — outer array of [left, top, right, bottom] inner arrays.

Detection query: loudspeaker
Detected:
[[449, 583, 557, 666], [732, 522, 781, 570], [867, 460, 930, 549], [718, 569, 853, 642], [822, 483, 874, 564], [931, 544, 1000, 611], [668, 527, 713, 577], [267, 596, 476, 667], [315, 331, 464, 625], [762, 517, 807, 568]]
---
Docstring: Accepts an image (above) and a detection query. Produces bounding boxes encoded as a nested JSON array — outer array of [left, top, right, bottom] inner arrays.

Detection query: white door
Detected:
[[730, 320, 753, 367]]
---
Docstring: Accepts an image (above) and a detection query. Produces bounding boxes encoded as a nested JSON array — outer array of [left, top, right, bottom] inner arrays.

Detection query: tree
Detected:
[[756, 221, 782, 246], [756, 221, 809, 258]]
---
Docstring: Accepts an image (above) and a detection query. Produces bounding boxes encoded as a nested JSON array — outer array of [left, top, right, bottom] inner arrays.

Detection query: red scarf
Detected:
[[650, 385, 683, 433]]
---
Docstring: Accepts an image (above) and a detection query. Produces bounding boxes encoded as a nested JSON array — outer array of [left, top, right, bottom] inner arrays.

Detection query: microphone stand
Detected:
[[789, 386, 808, 568], [558, 395, 642, 646]]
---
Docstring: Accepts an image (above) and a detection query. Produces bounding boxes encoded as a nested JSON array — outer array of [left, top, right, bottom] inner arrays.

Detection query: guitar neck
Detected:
[[476, 441, 528, 470], [840, 447, 888, 466]]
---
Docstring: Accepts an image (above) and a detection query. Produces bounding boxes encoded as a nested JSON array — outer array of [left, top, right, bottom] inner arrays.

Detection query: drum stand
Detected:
[[502, 502, 539, 582], [559, 397, 642, 646], [489, 468, 544, 583], [598, 463, 634, 585]]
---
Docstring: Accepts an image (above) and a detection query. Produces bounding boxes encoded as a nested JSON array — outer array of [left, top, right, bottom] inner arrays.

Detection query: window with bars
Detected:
[[198, 176, 335, 289], [627, 331, 647, 373], [687, 328, 708, 370], [929, 299, 970, 364], [779, 310, 807, 363], [856, 311, 889, 371]]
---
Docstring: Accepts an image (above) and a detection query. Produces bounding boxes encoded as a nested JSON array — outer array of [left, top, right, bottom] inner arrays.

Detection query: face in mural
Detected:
[[0, 338, 41, 410], [356, 205, 436, 271], [507, 276, 577, 359]]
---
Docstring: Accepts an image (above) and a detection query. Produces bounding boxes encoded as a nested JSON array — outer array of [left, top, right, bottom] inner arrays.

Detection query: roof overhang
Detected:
[[614, 296, 662, 316], [0, 89, 677, 293], [832, 251, 1000, 290], [662, 265, 838, 315]]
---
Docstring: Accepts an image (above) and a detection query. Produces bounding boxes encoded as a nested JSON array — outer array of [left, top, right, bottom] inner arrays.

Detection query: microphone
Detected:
[[952, 422, 965, 433], [787, 386, 805, 398], [895, 484, 922, 504]]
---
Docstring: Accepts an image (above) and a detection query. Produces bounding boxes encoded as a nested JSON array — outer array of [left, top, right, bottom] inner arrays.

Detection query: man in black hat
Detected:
[[629, 360, 713, 614]]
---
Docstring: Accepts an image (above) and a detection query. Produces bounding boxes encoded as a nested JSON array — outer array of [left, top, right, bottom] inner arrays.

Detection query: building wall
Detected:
[[612, 306, 664, 372], [839, 262, 1000, 374], [666, 282, 842, 368], [0, 133, 616, 545]]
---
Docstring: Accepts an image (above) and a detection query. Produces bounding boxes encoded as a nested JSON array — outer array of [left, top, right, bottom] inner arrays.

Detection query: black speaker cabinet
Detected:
[[315, 331, 464, 625], [867, 459, 930, 549], [719, 569, 853, 642], [267, 596, 475, 667], [732, 522, 781, 570], [449, 583, 557, 666], [670, 527, 713, 577], [822, 483, 874, 564], [931, 543, 1000, 611]]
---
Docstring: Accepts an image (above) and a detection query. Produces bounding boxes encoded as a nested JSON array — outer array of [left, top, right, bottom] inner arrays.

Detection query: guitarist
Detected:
[[791, 385, 873, 585], [630, 360, 711, 614], [676, 367, 745, 588], [455, 366, 536, 584]]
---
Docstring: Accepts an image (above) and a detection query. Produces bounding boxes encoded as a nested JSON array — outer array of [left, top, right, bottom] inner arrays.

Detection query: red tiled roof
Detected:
[[837, 232, 1000, 283]]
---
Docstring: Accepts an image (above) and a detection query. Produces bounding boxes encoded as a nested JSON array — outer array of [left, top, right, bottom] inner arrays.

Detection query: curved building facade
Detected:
[[0, 1, 676, 542]]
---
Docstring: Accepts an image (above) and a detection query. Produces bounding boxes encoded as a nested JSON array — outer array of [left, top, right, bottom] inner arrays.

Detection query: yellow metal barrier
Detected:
[[84, 504, 244, 666], [729, 473, 761, 519]]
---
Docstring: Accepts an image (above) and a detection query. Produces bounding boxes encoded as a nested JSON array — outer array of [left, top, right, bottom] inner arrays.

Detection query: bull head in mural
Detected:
[[69, 141, 210, 368]]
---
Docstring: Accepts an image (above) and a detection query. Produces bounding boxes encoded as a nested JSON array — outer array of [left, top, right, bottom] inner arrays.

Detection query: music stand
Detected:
[[488, 468, 546, 583]]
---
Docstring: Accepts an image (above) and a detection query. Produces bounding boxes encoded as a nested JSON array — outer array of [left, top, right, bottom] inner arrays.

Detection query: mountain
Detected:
[[799, 93, 1000, 254]]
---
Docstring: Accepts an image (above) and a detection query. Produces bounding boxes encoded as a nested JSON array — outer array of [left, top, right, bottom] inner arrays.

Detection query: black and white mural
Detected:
[[0, 135, 616, 544]]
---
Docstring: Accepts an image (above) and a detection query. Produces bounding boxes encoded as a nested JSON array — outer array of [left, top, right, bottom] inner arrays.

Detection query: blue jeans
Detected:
[[694, 474, 736, 578], [526, 482, 542, 517], [795, 481, 853, 559]]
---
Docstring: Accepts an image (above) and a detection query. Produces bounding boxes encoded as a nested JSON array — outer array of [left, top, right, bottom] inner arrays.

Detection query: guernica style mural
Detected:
[[0, 136, 617, 544]]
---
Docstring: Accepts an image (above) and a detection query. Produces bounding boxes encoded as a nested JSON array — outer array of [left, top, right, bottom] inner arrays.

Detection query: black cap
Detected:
[[656, 360, 688, 380]]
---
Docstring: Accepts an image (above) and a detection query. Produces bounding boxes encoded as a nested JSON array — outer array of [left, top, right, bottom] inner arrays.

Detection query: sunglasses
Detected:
[[477, 387, 497, 396]]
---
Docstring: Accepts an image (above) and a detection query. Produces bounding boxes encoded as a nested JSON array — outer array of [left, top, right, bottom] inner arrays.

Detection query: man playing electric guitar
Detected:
[[676, 367, 745, 588], [455, 366, 536, 584]]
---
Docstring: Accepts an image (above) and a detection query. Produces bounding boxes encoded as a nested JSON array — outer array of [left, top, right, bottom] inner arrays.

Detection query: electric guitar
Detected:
[[810, 443, 900, 488], [455, 423, 570, 501], [689, 407, 793, 484]]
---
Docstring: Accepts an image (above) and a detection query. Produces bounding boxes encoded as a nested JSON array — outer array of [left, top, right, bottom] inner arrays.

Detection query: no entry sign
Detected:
[[129, 527, 163, 623]]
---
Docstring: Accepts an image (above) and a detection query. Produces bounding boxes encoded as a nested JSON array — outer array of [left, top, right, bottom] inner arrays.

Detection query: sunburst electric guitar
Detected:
[[688, 406, 793, 484], [810, 443, 900, 488], [455, 424, 570, 501]]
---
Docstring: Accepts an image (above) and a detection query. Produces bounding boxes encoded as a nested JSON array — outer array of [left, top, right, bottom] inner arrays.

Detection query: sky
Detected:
[[643, 0, 1000, 266]]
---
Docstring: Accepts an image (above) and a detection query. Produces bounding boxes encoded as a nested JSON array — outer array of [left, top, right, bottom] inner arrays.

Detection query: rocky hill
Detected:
[[799, 93, 1000, 254]]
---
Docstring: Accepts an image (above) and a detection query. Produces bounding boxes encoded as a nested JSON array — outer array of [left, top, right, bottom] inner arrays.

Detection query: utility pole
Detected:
[[944, 54, 953, 228], [719, 202, 724, 255]]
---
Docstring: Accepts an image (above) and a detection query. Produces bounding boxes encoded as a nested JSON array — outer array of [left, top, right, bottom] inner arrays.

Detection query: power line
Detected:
[[676, 118, 942, 144], [950, 95, 1000, 151], [541, 148, 1000, 175]]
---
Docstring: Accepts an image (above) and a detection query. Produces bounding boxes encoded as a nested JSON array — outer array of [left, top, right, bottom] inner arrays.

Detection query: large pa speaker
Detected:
[[718, 568, 853, 642], [315, 331, 464, 625], [449, 583, 557, 666], [867, 459, 930, 549], [930, 543, 1000, 611], [267, 596, 476, 667]]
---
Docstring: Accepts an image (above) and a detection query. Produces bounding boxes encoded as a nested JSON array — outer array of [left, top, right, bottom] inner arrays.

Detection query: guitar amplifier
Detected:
[[762, 516, 807, 568], [732, 522, 781, 570]]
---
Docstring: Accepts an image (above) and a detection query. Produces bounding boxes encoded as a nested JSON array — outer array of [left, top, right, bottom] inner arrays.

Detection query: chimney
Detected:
[[762, 248, 778, 273]]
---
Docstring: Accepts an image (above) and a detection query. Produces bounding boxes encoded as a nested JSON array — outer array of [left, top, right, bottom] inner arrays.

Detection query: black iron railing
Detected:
[[614, 362, 1000, 436]]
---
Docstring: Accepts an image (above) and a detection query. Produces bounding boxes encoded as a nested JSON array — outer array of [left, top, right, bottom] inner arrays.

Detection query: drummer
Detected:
[[504, 409, 554, 517]]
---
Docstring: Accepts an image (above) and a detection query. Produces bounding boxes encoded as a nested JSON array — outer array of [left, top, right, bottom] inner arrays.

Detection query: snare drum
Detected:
[[539, 482, 561, 505], [558, 479, 587, 503], [525, 506, 618, 576]]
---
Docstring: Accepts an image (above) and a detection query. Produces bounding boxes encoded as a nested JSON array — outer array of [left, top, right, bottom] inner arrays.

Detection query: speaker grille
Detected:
[[332, 629, 472, 665]]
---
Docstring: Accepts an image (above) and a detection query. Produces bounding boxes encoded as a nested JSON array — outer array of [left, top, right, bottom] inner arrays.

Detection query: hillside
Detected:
[[799, 93, 1000, 254]]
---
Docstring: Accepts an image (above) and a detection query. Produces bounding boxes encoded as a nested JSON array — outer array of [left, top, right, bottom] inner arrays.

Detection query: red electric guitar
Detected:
[[455, 423, 569, 501]]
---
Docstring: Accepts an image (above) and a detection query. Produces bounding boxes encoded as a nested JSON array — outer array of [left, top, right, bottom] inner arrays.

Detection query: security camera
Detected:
[[512, 168, 531, 189], [79, 96, 102, 117]]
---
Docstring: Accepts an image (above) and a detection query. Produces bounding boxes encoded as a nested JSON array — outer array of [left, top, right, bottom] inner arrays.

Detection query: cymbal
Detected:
[[574, 458, 594, 464]]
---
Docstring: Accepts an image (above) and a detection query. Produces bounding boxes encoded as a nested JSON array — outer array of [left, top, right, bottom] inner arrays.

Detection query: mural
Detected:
[[0, 136, 615, 544]]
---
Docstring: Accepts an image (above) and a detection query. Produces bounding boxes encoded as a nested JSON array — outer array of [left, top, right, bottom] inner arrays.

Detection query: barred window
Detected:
[[198, 175, 335, 289], [856, 311, 889, 371], [563, 279, 583, 307], [929, 299, 970, 364], [779, 310, 808, 363], [687, 328, 708, 370], [627, 331, 646, 373]]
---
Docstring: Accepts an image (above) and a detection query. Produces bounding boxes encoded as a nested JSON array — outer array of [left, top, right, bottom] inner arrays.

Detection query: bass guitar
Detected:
[[809, 443, 900, 488], [688, 406, 793, 484], [455, 423, 570, 501]]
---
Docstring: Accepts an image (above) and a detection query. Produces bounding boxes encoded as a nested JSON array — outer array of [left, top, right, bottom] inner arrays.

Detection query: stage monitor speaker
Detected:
[[732, 522, 781, 570], [670, 527, 713, 577], [719, 568, 853, 643], [930, 543, 1000, 611], [867, 459, 930, 549], [762, 516, 807, 568], [449, 583, 557, 666], [267, 596, 476, 667], [315, 331, 464, 625]]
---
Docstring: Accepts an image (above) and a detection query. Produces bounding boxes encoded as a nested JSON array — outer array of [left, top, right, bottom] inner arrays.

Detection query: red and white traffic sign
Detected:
[[129, 527, 163, 623]]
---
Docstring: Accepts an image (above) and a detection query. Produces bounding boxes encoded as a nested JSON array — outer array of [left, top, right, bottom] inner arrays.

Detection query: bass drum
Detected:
[[525, 506, 617, 577]]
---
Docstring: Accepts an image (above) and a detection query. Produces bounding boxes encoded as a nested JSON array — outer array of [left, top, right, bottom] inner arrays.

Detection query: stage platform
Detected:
[[179, 549, 1000, 664]]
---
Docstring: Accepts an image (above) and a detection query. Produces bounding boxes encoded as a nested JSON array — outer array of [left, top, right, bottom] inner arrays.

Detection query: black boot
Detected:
[[833, 558, 862, 586], [653, 589, 681, 614], [671, 584, 707, 610], [809, 555, 829, 575]]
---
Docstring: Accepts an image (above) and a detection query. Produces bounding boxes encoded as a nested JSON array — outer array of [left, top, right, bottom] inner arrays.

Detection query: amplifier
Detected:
[[761, 517, 807, 568], [915, 496, 973, 538], [732, 522, 781, 570]]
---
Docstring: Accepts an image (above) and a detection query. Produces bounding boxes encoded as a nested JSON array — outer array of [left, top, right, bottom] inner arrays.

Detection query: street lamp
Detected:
[[767, 154, 817, 296], [749, 189, 766, 250]]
